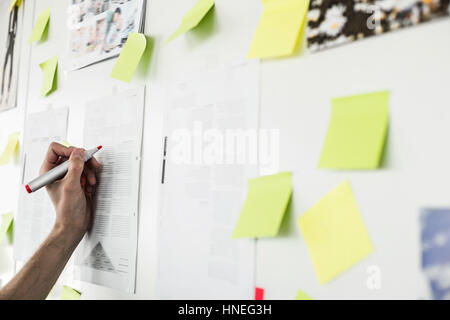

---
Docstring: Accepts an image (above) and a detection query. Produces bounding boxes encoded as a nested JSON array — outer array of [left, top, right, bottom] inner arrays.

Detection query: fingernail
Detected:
[[74, 149, 84, 160]]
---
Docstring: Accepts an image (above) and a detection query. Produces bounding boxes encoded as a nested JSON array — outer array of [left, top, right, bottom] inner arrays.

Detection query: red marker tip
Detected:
[[97, 145, 102, 150], [25, 184, 32, 194]]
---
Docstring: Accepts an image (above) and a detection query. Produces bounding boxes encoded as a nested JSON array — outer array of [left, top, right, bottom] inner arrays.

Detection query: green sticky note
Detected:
[[232, 172, 292, 238], [40, 56, 58, 97], [0, 132, 19, 166], [294, 289, 313, 300], [9, 0, 23, 11], [0, 212, 14, 245], [248, 0, 309, 59], [110, 33, 147, 83], [166, 0, 215, 43], [318, 91, 389, 169], [298, 181, 373, 284], [28, 8, 50, 44], [61, 285, 81, 300]]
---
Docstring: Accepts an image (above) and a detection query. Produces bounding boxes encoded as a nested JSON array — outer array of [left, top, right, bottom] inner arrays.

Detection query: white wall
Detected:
[[0, 0, 449, 299]]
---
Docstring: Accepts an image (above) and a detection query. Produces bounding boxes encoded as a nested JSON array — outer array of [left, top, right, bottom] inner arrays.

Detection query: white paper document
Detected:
[[74, 87, 144, 293], [158, 61, 259, 299], [14, 108, 69, 262]]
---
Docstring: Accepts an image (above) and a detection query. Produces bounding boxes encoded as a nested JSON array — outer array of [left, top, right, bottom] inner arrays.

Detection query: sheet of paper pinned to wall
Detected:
[[74, 87, 145, 293], [158, 60, 259, 299], [420, 208, 450, 300], [14, 108, 69, 262]]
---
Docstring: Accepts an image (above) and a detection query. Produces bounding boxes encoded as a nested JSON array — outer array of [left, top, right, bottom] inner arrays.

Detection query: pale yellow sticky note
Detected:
[[232, 172, 292, 238], [166, 0, 215, 43], [298, 181, 373, 284], [294, 289, 313, 300], [40, 56, 58, 97], [0, 132, 19, 166], [110, 33, 147, 83], [61, 140, 72, 147], [9, 0, 23, 11], [0, 212, 14, 245], [248, 0, 310, 59], [29, 8, 50, 44], [61, 285, 81, 300]]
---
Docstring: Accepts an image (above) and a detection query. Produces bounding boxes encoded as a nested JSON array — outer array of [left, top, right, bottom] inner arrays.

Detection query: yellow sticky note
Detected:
[[29, 8, 50, 44], [294, 289, 313, 300], [9, 0, 23, 11], [61, 285, 81, 300], [248, 0, 309, 59], [319, 91, 389, 169], [0, 212, 14, 245], [61, 140, 72, 147], [40, 56, 58, 97], [110, 33, 147, 83], [298, 181, 373, 284], [232, 172, 292, 238], [0, 132, 19, 166], [166, 0, 215, 43]]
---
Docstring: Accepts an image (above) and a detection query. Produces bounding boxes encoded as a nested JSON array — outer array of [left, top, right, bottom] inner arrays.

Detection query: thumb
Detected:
[[65, 148, 85, 186]]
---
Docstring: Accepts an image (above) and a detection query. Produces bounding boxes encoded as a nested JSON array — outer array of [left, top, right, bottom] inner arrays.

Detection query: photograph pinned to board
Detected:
[[0, 0, 23, 112], [307, 0, 450, 52], [66, 0, 146, 71]]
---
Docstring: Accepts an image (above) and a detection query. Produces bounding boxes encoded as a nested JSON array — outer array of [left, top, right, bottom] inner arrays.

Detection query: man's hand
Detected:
[[40, 142, 101, 243], [0, 142, 101, 299]]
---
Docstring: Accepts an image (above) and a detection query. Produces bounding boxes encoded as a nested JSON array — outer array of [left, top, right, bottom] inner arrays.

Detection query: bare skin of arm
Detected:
[[0, 143, 100, 300]]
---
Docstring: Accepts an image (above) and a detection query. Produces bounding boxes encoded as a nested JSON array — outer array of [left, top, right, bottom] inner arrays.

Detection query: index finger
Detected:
[[40, 142, 75, 174]]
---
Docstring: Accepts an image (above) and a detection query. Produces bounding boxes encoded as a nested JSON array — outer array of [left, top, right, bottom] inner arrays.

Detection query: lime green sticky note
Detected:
[[29, 8, 50, 44], [248, 0, 309, 59], [166, 0, 215, 43], [0, 212, 14, 245], [232, 172, 292, 238], [298, 181, 373, 284], [110, 33, 147, 83], [294, 289, 313, 300], [0, 132, 19, 166], [318, 91, 389, 170], [9, 0, 23, 11], [61, 285, 81, 300], [40, 56, 58, 97]]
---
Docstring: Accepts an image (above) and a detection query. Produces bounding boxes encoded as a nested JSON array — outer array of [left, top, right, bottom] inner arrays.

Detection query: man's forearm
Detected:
[[0, 225, 82, 300]]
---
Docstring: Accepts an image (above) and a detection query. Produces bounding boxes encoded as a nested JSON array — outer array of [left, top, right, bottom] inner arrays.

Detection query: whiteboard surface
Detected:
[[0, 0, 449, 299]]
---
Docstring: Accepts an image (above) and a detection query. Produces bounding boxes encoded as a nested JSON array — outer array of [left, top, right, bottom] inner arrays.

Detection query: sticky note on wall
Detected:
[[318, 91, 389, 169], [110, 33, 147, 83], [298, 181, 373, 284], [29, 8, 50, 44], [166, 0, 215, 43], [255, 287, 264, 300], [61, 285, 81, 300], [232, 172, 292, 238], [9, 0, 23, 11], [40, 56, 58, 97], [0, 132, 19, 166], [248, 0, 310, 59], [294, 289, 312, 300], [0, 212, 14, 245]]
